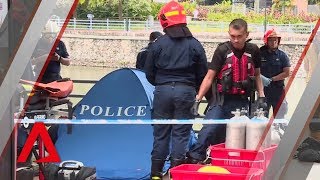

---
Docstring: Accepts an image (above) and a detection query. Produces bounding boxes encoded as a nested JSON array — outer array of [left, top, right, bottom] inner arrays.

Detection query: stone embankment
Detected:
[[62, 30, 312, 77]]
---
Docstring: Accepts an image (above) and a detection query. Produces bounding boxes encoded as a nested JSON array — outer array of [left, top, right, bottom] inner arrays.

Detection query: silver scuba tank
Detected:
[[225, 108, 248, 149], [246, 108, 271, 150]]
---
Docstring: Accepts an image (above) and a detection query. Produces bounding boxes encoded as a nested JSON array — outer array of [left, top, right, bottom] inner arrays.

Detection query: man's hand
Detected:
[[191, 96, 201, 116], [260, 75, 272, 87], [257, 97, 268, 111], [52, 52, 61, 62]]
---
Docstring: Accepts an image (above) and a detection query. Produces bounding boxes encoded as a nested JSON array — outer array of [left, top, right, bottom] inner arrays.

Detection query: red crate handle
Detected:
[[210, 148, 268, 169]]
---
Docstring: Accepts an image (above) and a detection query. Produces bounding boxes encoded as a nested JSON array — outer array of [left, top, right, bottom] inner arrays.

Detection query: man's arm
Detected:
[[196, 69, 216, 101], [252, 44, 265, 97], [271, 67, 290, 81], [58, 41, 70, 66], [58, 55, 70, 66], [196, 44, 225, 101], [195, 42, 208, 89], [144, 46, 156, 85], [255, 68, 265, 97], [271, 52, 290, 81]]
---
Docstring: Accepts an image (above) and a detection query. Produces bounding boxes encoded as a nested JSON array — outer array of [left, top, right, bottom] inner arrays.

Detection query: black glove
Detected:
[[257, 97, 268, 111], [191, 99, 200, 117]]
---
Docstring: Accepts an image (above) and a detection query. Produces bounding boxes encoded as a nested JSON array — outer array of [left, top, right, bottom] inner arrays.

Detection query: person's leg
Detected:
[[187, 105, 224, 162], [47, 124, 59, 144], [17, 127, 32, 167], [268, 88, 286, 119], [151, 124, 172, 178], [151, 86, 173, 179], [264, 87, 273, 118], [186, 97, 249, 163], [171, 85, 195, 167], [171, 124, 192, 166]]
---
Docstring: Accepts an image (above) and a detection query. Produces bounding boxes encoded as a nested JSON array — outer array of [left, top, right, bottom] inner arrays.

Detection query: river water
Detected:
[[61, 65, 308, 121]]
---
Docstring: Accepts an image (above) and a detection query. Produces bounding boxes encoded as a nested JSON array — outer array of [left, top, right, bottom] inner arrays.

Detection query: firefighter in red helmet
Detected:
[[260, 29, 290, 119], [144, 1, 208, 179]]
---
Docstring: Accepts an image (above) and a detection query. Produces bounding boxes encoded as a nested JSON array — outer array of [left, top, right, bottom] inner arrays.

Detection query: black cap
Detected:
[[149, 31, 163, 42]]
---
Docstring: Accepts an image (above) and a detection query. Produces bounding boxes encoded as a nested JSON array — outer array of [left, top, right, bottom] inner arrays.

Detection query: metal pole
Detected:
[[264, 0, 267, 32]]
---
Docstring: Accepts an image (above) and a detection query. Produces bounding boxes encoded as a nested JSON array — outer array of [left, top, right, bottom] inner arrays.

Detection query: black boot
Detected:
[[170, 158, 185, 168], [150, 159, 165, 180], [185, 153, 203, 164]]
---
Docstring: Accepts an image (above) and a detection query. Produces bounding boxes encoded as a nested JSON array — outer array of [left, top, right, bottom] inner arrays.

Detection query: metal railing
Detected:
[[54, 18, 316, 34]]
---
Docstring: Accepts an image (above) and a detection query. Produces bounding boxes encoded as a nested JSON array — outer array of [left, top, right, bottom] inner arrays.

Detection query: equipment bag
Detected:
[[44, 161, 96, 180], [16, 167, 34, 180]]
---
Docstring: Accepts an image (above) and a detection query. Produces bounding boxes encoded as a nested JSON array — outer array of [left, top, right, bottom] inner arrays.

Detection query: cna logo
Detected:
[[17, 122, 61, 163]]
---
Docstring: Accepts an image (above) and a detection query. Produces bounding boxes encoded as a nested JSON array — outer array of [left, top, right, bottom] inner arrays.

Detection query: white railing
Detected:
[[53, 18, 316, 34]]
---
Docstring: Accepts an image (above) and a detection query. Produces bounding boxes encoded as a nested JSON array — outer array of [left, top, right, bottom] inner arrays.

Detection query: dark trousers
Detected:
[[151, 84, 196, 161], [188, 96, 249, 161], [265, 86, 287, 119]]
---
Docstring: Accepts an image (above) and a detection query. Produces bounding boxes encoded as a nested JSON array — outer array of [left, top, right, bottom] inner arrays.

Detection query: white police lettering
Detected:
[[124, 106, 135, 116], [91, 106, 103, 116], [137, 106, 147, 116], [104, 107, 115, 116], [80, 105, 90, 114], [79, 105, 147, 117]]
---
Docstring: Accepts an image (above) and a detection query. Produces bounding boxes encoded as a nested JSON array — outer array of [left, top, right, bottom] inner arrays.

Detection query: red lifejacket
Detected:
[[217, 43, 255, 95]]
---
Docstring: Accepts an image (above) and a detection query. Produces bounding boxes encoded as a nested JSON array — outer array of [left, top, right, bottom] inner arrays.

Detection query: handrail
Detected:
[[52, 18, 316, 34]]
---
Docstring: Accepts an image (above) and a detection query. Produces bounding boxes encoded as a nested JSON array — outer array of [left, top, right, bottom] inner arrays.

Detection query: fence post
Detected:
[[73, 18, 76, 30], [220, 22, 224, 33], [106, 18, 109, 30], [128, 19, 131, 31], [123, 19, 126, 31]]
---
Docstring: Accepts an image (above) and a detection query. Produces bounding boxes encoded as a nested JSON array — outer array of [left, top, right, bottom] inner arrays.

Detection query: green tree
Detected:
[[308, 0, 320, 5], [272, 0, 293, 11], [79, 0, 124, 19], [78, 0, 154, 20]]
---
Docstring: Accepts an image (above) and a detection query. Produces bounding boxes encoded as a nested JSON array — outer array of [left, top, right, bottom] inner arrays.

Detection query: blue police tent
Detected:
[[55, 68, 155, 179]]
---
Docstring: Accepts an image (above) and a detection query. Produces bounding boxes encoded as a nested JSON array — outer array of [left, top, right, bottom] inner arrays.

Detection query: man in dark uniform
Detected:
[[260, 29, 290, 119], [144, 1, 208, 179], [16, 20, 71, 167], [187, 18, 267, 163], [36, 21, 71, 83], [136, 31, 162, 70]]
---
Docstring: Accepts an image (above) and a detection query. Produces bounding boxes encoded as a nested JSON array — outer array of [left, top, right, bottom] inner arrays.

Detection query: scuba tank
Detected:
[[246, 108, 271, 150], [225, 108, 248, 149]]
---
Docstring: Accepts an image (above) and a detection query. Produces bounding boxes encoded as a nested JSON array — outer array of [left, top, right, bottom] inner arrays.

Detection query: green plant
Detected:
[[207, 0, 231, 14], [123, 0, 153, 19], [180, 1, 197, 16], [150, 2, 164, 19]]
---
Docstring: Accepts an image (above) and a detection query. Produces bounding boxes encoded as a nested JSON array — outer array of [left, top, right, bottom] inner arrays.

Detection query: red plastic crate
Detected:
[[210, 143, 277, 170], [170, 164, 264, 180]]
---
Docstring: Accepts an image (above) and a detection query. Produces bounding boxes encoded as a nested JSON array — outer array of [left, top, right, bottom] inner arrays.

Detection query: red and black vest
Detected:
[[217, 43, 255, 95]]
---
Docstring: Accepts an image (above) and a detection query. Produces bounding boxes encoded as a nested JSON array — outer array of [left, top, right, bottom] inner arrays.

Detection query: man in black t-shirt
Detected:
[[38, 21, 70, 83], [187, 18, 267, 163]]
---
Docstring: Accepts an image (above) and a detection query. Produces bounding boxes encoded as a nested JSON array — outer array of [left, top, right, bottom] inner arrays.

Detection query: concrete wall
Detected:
[[61, 34, 307, 77]]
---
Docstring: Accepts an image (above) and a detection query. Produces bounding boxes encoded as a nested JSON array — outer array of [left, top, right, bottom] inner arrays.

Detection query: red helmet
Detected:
[[158, 1, 187, 29], [263, 29, 281, 44]]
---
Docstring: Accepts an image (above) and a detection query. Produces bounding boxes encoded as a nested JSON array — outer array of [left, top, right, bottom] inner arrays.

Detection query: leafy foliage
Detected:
[[76, 0, 319, 23]]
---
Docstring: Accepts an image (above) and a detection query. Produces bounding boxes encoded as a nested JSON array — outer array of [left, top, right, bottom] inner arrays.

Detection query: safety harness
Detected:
[[211, 42, 256, 106]]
